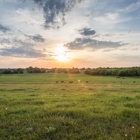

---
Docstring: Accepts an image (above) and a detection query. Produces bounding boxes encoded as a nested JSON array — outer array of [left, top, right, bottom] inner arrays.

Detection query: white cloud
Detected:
[[118, 1, 140, 12], [93, 12, 132, 25], [16, 8, 44, 26], [105, 13, 119, 20]]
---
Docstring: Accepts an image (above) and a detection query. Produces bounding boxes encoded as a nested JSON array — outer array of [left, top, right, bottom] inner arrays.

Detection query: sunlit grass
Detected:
[[0, 73, 140, 139]]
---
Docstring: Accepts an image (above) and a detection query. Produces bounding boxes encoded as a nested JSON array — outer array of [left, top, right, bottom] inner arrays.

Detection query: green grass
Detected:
[[0, 73, 140, 140]]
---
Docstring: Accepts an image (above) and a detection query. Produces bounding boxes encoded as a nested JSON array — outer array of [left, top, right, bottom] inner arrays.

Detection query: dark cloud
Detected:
[[0, 24, 11, 33], [0, 37, 34, 47], [33, 0, 82, 29], [64, 38, 128, 50], [78, 28, 96, 36], [0, 34, 46, 58], [13, 38, 34, 47], [0, 46, 46, 58], [0, 39, 11, 45], [28, 34, 45, 42]]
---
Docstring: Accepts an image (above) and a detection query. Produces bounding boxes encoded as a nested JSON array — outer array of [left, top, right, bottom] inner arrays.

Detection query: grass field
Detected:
[[0, 73, 140, 140]]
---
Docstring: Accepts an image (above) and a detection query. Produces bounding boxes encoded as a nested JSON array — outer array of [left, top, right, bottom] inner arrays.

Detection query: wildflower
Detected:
[[132, 126, 135, 129], [5, 108, 7, 110], [125, 134, 127, 137], [46, 126, 56, 133], [26, 127, 33, 131]]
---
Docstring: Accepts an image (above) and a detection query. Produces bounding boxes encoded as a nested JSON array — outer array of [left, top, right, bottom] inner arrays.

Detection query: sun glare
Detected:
[[54, 46, 70, 62]]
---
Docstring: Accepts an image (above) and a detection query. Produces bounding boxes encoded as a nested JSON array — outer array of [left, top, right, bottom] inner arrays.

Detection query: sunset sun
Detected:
[[54, 46, 70, 62]]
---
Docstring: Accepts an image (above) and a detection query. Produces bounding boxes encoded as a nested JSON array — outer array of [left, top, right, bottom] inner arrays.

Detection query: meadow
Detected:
[[0, 73, 140, 140]]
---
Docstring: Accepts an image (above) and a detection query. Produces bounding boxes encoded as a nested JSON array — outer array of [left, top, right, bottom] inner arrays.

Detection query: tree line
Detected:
[[84, 67, 140, 77], [26, 67, 46, 73], [0, 67, 79, 74], [47, 68, 79, 74], [0, 67, 46, 74], [0, 68, 24, 74], [1, 67, 140, 76]]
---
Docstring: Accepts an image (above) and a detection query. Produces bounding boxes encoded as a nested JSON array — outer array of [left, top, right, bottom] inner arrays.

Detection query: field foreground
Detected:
[[0, 73, 140, 140]]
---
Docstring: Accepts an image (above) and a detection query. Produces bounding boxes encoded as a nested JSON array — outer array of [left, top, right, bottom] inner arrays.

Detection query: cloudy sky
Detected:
[[0, 0, 140, 68]]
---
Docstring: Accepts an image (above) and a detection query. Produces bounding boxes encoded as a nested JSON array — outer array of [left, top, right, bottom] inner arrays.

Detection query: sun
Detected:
[[54, 46, 70, 62]]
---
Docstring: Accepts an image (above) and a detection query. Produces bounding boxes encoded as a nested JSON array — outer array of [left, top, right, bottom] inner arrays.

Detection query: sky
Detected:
[[0, 0, 140, 68]]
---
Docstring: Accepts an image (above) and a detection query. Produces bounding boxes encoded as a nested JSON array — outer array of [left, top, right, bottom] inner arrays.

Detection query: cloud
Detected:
[[118, 1, 140, 13], [33, 0, 83, 29], [0, 38, 11, 45], [28, 34, 45, 42], [0, 33, 46, 58], [0, 24, 11, 33], [113, 54, 140, 62], [0, 37, 34, 47], [15, 8, 44, 27], [13, 38, 34, 47], [64, 38, 128, 50], [0, 46, 46, 58], [93, 12, 132, 25], [78, 27, 96, 36]]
